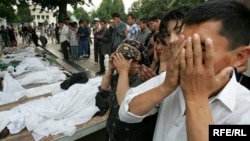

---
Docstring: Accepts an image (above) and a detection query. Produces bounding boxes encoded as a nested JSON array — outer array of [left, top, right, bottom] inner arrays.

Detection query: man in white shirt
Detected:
[[119, 1, 250, 141], [58, 20, 69, 60]]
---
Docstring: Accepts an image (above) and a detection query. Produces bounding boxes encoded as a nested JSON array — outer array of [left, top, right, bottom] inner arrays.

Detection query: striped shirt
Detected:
[[69, 29, 78, 46]]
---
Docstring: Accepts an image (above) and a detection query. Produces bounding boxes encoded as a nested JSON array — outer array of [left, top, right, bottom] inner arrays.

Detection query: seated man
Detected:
[[119, 1, 250, 141]]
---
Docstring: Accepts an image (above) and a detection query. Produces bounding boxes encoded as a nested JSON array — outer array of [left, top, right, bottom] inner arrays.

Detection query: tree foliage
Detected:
[[16, 3, 35, 23], [94, 0, 126, 22], [113, 0, 126, 20], [0, 0, 18, 22], [18, 0, 92, 21], [73, 7, 90, 21], [129, 0, 208, 19]]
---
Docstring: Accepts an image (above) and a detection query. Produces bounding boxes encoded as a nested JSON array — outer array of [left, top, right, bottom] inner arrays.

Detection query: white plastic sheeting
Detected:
[[1, 47, 37, 64], [16, 66, 66, 86], [11, 57, 49, 76], [0, 76, 102, 141], [0, 71, 26, 105]]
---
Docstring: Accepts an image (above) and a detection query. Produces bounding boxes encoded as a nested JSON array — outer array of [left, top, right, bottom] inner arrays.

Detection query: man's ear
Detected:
[[234, 46, 250, 73]]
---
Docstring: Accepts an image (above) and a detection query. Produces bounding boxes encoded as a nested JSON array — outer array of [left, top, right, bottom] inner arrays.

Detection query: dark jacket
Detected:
[[106, 73, 158, 141], [100, 28, 112, 55]]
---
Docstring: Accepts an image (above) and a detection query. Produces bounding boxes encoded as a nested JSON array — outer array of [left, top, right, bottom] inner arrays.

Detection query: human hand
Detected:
[[113, 53, 132, 74], [108, 53, 116, 71], [162, 35, 186, 92], [137, 64, 157, 81], [159, 45, 170, 72], [150, 37, 154, 45], [152, 43, 160, 65], [97, 35, 102, 39], [180, 34, 232, 101]]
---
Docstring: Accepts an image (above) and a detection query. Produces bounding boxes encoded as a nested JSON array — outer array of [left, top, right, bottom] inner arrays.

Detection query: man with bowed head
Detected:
[[119, 1, 250, 141]]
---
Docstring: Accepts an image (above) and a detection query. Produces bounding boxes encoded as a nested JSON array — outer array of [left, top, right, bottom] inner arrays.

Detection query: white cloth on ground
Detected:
[[11, 57, 49, 76], [16, 66, 66, 86], [0, 76, 102, 141], [0, 72, 63, 105], [0, 71, 26, 105], [25, 81, 63, 97], [1, 47, 37, 64]]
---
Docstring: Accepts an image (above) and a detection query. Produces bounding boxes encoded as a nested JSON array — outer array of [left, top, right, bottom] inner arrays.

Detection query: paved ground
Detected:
[[45, 42, 100, 78], [18, 36, 101, 78], [45, 44, 99, 77]]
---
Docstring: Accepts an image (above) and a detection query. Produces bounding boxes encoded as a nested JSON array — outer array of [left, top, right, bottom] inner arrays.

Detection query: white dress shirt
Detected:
[[59, 24, 69, 43], [119, 71, 250, 141]]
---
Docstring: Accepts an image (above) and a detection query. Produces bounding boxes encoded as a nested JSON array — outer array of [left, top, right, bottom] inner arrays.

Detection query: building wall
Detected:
[[0, 18, 7, 26], [29, 5, 57, 26]]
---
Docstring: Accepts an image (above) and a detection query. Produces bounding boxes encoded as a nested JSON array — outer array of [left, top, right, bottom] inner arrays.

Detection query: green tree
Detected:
[[129, 0, 168, 19], [0, 0, 18, 22], [67, 11, 73, 18], [19, 0, 92, 21], [89, 10, 98, 20], [95, 0, 113, 20], [73, 7, 90, 21], [129, 0, 208, 19], [113, 0, 126, 20], [16, 4, 35, 23], [128, 1, 141, 19], [94, 0, 126, 22]]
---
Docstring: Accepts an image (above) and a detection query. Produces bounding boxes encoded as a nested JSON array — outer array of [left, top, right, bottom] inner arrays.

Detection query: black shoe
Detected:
[[96, 71, 105, 75]]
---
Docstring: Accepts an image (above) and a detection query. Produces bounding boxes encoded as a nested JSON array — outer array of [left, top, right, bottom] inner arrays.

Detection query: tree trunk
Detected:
[[58, 2, 67, 21]]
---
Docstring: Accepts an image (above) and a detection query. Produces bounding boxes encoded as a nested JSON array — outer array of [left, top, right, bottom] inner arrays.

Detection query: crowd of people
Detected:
[[0, 0, 250, 141], [0, 22, 60, 49], [0, 24, 18, 48], [98, 0, 250, 141]]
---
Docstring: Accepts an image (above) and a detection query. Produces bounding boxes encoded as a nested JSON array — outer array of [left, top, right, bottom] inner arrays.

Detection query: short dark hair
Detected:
[[84, 19, 89, 24], [159, 6, 191, 35], [112, 12, 121, 18], [100, 19, 107, 24], [127, 13, 137, 20], [153, 32, 167, 46], [184, 1, 250, 50], [58, 20, 64, 24], [155, 11, 166, 20], [72, 22, 78, 27], [140, 18, 149, 26], [79, 19, 84, 24]]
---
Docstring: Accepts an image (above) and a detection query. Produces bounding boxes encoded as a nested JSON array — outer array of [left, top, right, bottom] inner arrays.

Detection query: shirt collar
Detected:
[[209, 70, 237, 112], [178, 70, 238, 114], [179, 87, 185, 115]]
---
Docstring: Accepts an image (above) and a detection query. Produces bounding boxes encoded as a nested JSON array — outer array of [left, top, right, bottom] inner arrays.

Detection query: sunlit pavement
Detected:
[[17, 35, 99, 78]]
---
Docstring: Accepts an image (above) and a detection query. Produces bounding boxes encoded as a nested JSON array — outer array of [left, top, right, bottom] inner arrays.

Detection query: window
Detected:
[[37, 15, 40, 19]]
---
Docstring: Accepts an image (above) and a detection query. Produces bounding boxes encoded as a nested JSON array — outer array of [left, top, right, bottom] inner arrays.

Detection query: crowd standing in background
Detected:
[[118, 1, 250, 141], [1, 1, 250, 141], [96, 19, 112, 75], [93, 18, 101, 65]]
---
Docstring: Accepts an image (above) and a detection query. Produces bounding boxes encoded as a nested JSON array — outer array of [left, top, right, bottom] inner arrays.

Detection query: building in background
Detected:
[[29, 5, 56, 26], [0, 18, 7, 26]]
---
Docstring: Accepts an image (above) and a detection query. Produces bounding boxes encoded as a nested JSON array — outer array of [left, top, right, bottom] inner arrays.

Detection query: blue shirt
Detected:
[[77, 27, 89, 41]]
